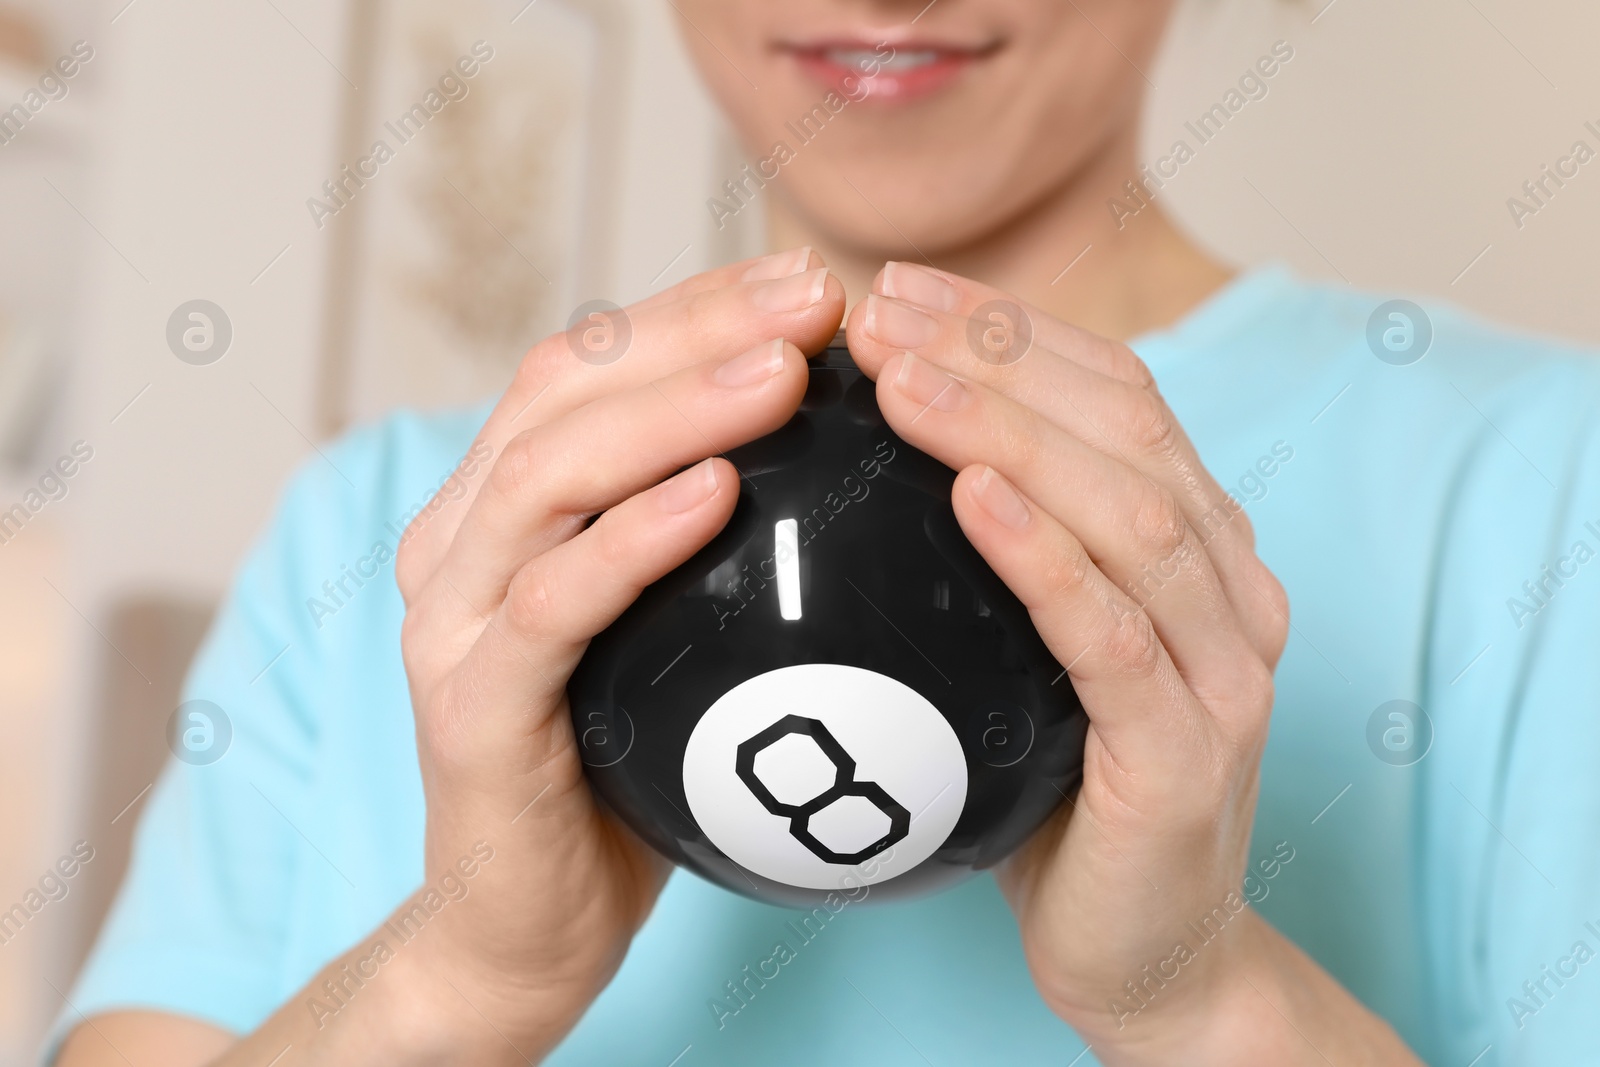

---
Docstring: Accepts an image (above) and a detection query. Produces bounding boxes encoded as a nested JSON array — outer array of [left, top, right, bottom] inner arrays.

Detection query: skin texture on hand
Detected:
[[844, 262, 1422, 1066]]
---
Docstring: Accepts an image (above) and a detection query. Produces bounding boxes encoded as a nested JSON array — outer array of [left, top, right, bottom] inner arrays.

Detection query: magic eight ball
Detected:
[[568, 337, 1088, 906]]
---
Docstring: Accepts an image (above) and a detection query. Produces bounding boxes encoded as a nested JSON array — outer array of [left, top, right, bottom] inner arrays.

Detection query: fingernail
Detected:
[[865, 294, 940, 350], [881, 261, 959, 312], [741, 246, 813, 282], [973, 466, 1031, 529], [714, 338, 785, 387], [659, 459, 719, 513], [751, 266, 830, 312], [893, 351, 970, 411]]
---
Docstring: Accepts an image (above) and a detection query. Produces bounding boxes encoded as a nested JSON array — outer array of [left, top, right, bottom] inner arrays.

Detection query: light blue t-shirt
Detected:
[[51, 266, 1600, 1064]]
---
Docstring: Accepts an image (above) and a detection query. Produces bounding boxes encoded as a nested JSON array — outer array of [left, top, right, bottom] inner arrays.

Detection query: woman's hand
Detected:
[[377, 247, 846, 1061], [113, 248, 849, 1067], [844, 263, 1419, 1066]]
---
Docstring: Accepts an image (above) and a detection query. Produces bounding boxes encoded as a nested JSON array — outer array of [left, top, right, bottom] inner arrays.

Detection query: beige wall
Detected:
[[1150, 0, 1600, 343], [2, 0, 1598, 1060]]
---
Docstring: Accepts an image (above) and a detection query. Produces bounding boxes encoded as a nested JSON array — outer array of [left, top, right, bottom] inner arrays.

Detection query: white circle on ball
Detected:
[[682, 663, 967, 890]]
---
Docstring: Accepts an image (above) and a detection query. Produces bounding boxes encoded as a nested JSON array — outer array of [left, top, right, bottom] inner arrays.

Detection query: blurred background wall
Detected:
[[0, 0, 1596, 1060]]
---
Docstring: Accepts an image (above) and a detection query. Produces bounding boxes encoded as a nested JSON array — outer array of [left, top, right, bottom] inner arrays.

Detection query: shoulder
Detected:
[[1144, 266, 1600, 561], [1272, 268, 1600, 424], [247, 399, 495, 601], [289, 400, 496, 528], [1223, 268, 1600, 598], [1293, 273, 1600, 549], [202, 396, 496, 727], [1178, 265, 1600, 509], [41, 404, 496, 1053]]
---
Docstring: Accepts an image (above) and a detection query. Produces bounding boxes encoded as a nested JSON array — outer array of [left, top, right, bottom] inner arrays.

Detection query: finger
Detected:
[[846, 289, 1286, 664], [949, 462, 1225, 776], [427, 458, 739, 774], [849, 287, 1249, 551], [629, 245, 820, 314], [422, 338, 806, 620], [877, 353, 1268, 729], [396, 266, 844, 602], [852, 260, 1155, 386]]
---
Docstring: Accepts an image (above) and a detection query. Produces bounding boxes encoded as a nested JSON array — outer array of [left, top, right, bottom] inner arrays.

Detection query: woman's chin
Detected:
[[770, 163, 1015, 258]]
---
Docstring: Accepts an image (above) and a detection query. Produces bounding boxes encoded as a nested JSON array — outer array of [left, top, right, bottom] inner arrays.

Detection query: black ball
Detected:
[[568, 338, 1087, 906]]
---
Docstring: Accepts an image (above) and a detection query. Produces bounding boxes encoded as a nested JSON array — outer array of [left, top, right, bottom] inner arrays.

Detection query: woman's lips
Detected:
[[781, 40, 999, 104]]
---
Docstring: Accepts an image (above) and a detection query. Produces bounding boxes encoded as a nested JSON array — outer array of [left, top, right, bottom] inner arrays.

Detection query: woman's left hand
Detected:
[[844, 263, 1419, 1066]]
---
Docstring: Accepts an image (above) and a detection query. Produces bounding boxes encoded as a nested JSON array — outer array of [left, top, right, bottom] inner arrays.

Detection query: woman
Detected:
[[53, 2, 1600, 1064]]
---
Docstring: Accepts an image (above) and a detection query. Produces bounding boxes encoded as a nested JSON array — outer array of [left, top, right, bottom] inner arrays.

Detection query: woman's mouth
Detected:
[[779, 38, 1002, 104]]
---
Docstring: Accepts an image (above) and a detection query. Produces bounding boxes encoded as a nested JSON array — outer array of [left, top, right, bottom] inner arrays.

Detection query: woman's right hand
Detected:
[[365, 247, 844, 1062]]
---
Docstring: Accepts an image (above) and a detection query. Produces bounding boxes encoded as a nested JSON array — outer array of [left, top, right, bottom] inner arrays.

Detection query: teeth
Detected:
[[824, 48, 940, 73]]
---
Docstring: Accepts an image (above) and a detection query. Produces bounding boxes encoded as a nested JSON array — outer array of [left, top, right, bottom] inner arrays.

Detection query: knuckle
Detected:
[[587, 513, 638, 581], [1109, 342, 1156, 390], [1251, 564, 1292, 654], [394, 537, 426, 602], [1131, 481, 1188, 557], [681, 286, 723, 338], [1191, 492, 1243, 550], [514, 333, 565, 393], [397, 594, 456, 690], [1102, 606, 1163, 679], [1040, 541, 1095, 605], [399, 602, 428, 660], [1212, 660, 1276, 767], [999, 415, 1047, 482], [503, 567, 557, 639], [1126, 391, 1180, 457], [488, 428, 547, 503], [1253, 563, 1290, 621]]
